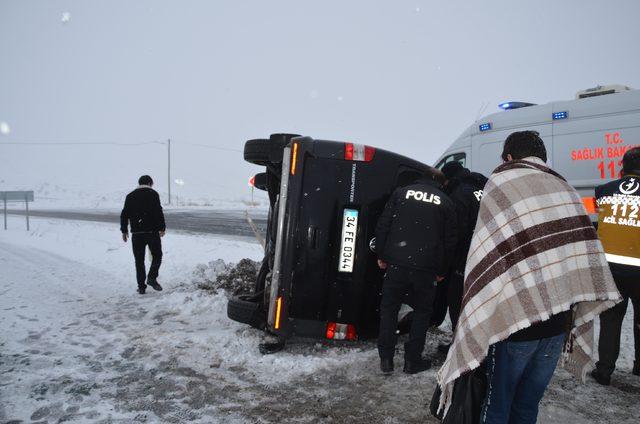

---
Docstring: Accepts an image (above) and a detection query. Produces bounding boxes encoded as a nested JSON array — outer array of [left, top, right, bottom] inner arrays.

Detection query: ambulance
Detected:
[[434, 84, 640, 214]]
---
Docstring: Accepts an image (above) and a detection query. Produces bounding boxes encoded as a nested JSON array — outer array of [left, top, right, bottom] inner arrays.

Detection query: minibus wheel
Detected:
[[227, 294, 266, 329], [243, 133, 301, 166]]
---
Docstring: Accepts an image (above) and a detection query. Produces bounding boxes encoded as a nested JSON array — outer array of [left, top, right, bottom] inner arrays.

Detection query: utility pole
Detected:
[[167, 139, 171, 205]]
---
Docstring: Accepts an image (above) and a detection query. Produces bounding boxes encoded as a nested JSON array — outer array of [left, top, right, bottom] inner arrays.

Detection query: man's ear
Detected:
[[507, 154, 514, 162]]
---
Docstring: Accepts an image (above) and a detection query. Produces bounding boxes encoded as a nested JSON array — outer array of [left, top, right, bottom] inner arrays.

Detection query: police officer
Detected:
[[121, 175, 166, 294], [375, 170, 457, 375], [434, 161, 487, 353], [592, 146, 640, 385]]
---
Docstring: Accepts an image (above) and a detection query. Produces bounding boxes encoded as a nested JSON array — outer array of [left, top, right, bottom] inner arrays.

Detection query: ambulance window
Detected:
[[436, 152, 466, 170]]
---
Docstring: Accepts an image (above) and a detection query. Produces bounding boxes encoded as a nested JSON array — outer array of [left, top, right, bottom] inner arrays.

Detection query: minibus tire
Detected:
[[244, 139, 286, 166], [253, 172, 268, 191], [227, 294, 266, 329]]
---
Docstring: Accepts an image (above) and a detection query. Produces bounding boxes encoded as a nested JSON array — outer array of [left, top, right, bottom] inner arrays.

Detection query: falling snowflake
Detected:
[[309, 89, 319, 99], [61, 12, 71, 23], [337, 96, 344, 102], [415, 7, 421, 12], [174, 178, 185, 186], [0, 122, 10, 135]]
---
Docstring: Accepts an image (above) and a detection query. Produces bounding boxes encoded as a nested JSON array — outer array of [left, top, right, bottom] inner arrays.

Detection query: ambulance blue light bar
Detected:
[[499, 102, 536, 110], [552, 111, 568, 120], [479, 123, 492, 132]]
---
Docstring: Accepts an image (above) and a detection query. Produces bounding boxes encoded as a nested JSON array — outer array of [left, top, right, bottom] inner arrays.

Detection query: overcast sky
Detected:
[[2, 0, 640, 203]]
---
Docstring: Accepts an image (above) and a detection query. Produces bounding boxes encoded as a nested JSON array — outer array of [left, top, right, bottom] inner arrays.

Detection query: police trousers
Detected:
[[378, 264, 437, 361]]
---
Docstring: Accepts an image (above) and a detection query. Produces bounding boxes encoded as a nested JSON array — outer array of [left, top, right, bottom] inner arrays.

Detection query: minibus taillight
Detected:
[[326, 322, 357, 341], [344, 143, 375, 162]]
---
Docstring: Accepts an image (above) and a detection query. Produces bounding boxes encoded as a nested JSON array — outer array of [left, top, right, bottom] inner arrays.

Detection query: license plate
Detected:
[[338, 209, 358, 273]]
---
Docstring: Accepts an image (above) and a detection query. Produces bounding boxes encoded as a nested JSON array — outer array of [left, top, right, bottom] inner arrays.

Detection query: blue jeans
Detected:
[[481, 333, 565, 424]]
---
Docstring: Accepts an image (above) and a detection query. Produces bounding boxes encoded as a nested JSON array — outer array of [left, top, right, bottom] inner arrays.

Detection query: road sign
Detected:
[[1, 191, 34, 230], [1, 191, 34, 202]]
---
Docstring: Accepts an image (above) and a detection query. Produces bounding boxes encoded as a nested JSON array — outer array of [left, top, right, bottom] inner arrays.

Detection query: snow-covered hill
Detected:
[[1, 142, 270, 209]]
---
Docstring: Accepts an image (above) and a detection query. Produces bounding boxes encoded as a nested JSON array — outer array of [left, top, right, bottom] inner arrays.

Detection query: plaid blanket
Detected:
[[436, 157, 621, 416]]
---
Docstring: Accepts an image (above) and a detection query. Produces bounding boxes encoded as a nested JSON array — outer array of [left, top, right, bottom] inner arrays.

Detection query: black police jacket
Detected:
[[445, 169, 488, 272], [375, 177, 457, 275], [120, 186, 166, 233], [595, 173, 640, 278]]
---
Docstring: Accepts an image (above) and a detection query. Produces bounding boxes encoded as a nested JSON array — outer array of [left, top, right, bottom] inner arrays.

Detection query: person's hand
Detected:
[[160, 230, 166, 237], [377, 259, 387, 270], [436, 275, 445, 283], [122, 232, 129, 242]]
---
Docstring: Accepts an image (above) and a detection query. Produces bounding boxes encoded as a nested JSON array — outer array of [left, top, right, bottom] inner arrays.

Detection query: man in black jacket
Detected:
[[375, 171, 457, 374], [120, 175, 166, 294], [433, 161, 487, 352]]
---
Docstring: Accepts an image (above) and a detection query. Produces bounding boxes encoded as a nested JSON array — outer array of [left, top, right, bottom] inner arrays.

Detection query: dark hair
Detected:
[[441, 161, 465, 179], [501, 130, 547, 163], [622, 147, 640, 175], [138, 175, 153, 186]]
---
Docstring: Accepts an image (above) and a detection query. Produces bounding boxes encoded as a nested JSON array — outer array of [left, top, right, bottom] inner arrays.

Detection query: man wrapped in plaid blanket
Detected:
[[436, 131, 621, 423]]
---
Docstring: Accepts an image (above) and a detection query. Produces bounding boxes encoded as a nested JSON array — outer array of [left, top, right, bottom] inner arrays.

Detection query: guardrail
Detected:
[[1, 191, 34, 230]]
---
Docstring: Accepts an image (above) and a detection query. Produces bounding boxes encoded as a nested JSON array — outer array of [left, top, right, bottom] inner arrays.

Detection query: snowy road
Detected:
[[0, 234, 436, 423], [1, 217, 639, 423], [6, 208, 268, 238]]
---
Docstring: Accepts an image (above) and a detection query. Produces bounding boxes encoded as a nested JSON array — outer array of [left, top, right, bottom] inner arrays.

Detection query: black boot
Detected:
[[633, 361, 639, 376], [380, 358, 394, 375], [403, 357, 432, 374], [590, 368, 611, 386], [147, 280, 163, 291], [138, 286, 146, 295]]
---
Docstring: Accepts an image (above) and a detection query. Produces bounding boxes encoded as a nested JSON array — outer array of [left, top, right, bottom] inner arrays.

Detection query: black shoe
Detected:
[[137, 287, 146, 295], [259, 341, 286, 355], [437, 343, 451, 354], [403, 358, 432, 374], [380, 358, 394, 375], [633, 361, 639, 376], [590, 369, 611, 386], [148, 280, 163, 291]]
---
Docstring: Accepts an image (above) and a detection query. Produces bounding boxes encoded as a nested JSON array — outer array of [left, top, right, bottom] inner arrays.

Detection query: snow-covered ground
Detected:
[[1, 216, 639, 423]]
